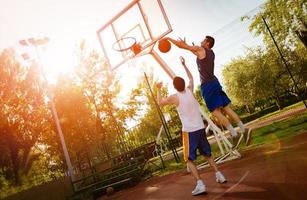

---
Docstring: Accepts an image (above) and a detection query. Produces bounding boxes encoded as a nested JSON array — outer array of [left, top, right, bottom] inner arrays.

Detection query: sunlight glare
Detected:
[[39, 40, 75, 84]]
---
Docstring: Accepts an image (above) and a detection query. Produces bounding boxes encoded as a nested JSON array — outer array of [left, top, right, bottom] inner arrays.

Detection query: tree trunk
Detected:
[[76, 152, 82, 177], [102, 142, 111, 160], [245, 105, 255, 114], [274, 95, 283, 110], [245, 105, 251, 113], [9, 145, 20, 185]]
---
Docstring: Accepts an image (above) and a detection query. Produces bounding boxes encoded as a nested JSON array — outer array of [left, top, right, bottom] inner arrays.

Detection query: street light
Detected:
[[19, 37, 76, 182]]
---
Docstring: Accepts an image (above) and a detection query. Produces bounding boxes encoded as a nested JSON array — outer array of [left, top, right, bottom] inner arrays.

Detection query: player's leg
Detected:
[[186, 160, 201, 180], [223, 105, 252, 145], [205, 155, 227, 183], [222, 105, 240, 123], [198, 128, 227, 183], [187, 160, 206, 195], [182, 131, 206, 195], [212, 108, 242, 148], [200, 82, 242, 148], [211, 108, 232, 130], [206, 155, 218, 172]]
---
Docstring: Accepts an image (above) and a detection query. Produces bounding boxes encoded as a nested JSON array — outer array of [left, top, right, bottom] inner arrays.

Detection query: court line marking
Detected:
[[211, 170, 250, 200]]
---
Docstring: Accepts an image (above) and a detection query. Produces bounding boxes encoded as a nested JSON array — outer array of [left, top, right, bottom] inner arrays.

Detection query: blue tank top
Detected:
[[196, 48, 216, 85]]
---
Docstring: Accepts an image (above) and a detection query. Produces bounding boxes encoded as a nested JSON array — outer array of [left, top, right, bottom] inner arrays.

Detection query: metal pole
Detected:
[[144, 72, 180, 162], [50, 100, 76, 181], [262, 16, 307, 108], [33, 42, 76, 182], [159, 152, 165, 169], [150, 50, 175, 79], [295, 30, 307, 48]]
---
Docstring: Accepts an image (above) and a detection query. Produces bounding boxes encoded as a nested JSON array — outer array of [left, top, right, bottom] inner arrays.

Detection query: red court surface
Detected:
[[100, 131, 307, 200]]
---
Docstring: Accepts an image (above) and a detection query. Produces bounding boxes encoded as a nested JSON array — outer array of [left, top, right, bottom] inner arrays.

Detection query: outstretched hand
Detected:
[[177, 37, 187, 45], [180, 56, 185, 65], [156, 82, 163, 89], [164, 37, 189, 49]]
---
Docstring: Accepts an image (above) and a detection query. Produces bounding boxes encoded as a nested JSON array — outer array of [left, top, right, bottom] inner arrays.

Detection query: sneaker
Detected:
[[232, 133, 243, 149], [192, 182, 207, 196], [187, 165, 191, 173], [243, 128, 252, 146], [215, 171, 227, 183]]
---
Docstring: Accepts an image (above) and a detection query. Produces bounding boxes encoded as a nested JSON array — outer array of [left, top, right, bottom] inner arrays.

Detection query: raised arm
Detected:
[[156, 82, 178, 107], [166, 37, 205, 59], [180, 56, 194, 91]]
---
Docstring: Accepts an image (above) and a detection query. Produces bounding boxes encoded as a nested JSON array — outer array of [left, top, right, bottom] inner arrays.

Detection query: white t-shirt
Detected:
[[176, 88, 205, 132]]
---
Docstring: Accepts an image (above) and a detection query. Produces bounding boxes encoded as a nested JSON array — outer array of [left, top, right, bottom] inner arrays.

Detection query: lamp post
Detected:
[[19, 37, 76, 182]]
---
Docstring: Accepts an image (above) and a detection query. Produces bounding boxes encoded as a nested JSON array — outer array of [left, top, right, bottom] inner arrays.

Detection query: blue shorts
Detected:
[[182, 128, 211, 161], [200, 79, 231, 112]]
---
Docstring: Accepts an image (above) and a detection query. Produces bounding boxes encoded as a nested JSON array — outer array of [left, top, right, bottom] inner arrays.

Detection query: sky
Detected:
[[0, 0, 266, 94]]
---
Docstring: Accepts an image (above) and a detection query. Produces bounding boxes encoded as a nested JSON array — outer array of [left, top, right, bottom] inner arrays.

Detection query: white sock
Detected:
[[197, 180, 204, 185], [238, 121, 245, 133], [227, 124, 237, 137]]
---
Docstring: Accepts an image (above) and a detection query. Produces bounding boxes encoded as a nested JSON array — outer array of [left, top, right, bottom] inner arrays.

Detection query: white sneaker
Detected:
[[187, 165, 191, 173], [216, 171, 227, 183], [192, 181, 207, 196]]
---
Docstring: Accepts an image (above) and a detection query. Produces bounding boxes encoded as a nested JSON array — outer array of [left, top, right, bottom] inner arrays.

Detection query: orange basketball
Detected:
[[131, 43, 142, 55], [158, 39, 171, 53], [106, 187, 114, 195]]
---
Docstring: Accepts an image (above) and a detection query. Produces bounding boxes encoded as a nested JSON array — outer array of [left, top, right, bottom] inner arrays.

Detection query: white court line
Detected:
[[281, 140, 307, 150], [211, 170, 250, 200]]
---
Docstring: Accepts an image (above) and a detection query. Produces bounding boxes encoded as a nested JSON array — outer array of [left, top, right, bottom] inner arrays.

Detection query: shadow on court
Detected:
[[99, 131, 307, 200]]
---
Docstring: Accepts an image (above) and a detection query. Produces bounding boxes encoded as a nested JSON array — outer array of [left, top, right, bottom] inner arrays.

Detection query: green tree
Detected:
[[52, 76, 96, 175], [246, 0, 307, 97], [125, 72, 183, 148], [0, 49, 51, 184], [222, 47, 288, 111], [72, 41, 138, 161], [249, 0, 306, 49]]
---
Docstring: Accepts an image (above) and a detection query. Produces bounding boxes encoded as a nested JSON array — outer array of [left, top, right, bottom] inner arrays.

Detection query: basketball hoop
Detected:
[[112, 37, 142, 55]]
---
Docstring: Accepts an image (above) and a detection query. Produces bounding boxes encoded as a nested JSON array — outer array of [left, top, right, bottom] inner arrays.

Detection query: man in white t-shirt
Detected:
[[156, 56, 226, 196]]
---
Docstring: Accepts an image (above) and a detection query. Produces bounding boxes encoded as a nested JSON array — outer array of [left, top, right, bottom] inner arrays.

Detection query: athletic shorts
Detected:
[[182, 128, 211, 162], [200, 79, 231, 112]]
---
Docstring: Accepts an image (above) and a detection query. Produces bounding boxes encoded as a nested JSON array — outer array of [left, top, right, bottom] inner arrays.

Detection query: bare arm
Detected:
[[156, 82, 179, 107], [166, 37, 205, 59], [180, 56, 194, 91]]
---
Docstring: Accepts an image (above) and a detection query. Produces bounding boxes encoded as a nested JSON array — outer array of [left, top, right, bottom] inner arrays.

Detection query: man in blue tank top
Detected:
[[166, 36, 251, 148]]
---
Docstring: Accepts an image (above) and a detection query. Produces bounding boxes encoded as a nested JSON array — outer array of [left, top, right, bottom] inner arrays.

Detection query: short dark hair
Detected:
[[173, 76, 185, 92], [206, 36, 215, 48]]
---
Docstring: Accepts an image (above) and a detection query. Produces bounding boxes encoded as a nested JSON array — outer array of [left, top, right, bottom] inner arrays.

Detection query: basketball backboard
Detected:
[[97, 0, 172, 73]]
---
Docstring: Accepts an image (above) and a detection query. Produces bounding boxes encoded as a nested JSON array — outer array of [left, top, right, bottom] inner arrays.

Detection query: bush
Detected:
[[240, 105, 279, 123]]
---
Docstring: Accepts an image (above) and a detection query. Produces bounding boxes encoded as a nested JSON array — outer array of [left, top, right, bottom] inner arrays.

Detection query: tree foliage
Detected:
[[249, 0, 306, 49], [0, 49, 52, 185], [224, 0, 306, 111], [223, 47, 285, 109]]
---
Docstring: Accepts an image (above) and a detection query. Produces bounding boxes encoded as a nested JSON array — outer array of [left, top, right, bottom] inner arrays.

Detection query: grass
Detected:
[[255, 101, 305, 121], [151, 160, 185, 177], [150, 109, 307, 177], [241, 112, 307, 150]]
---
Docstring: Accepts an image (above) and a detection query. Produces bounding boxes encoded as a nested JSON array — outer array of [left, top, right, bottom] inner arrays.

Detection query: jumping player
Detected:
[[165, 36, 251, 148], [156, 56, 226, 196]]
